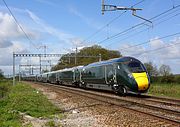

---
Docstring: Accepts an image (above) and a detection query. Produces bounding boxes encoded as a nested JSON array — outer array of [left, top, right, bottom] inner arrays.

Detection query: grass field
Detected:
[[148, 83, 180, 99], [0, 80, 179, 126], [0, 80, 12, 99], [0, 81, 61, 127]]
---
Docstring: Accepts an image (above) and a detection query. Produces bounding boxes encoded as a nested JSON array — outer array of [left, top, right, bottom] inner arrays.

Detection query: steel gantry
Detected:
[[13, 53, 101, 85]]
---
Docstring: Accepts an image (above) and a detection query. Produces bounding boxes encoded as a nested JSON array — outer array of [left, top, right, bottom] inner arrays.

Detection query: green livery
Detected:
[[24, 57, 150, 96]]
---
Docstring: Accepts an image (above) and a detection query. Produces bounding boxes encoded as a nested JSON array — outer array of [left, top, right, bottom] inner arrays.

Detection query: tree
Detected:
[[144, 62, 159, 77], [51, 45, 122, 71], [159, 64, 174, 83], [159, 64, 171, 77], [0, 69, 4, 79], [144, 62, 159, 83], [42, 69, 49, 73]]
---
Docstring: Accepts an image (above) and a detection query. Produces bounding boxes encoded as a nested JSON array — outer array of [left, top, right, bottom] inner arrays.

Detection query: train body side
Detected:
[[81, 57, 150, 94], [23, 57, 150, 95]]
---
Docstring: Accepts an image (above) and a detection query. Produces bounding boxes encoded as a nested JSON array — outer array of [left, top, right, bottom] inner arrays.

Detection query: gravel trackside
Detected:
[[28, 82, 176, 127]]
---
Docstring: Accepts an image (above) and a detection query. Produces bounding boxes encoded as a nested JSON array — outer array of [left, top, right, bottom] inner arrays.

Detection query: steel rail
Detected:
[[126, 95, 180, 107], [144, 95, 180, 105], [38, 83, 180, 126]]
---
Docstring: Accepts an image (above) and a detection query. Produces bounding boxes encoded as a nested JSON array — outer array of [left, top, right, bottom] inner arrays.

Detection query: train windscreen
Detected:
[[126, 61, 146, 73]]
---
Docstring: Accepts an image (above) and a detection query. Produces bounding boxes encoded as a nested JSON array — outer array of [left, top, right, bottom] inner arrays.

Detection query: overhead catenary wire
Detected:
[[99, 4, 180, 44], [82, 0, 146, 43], [106, 9, 180, 48], [121, 31, 180, 52], [97, 4, 180, 45], [131, 40, 180, 56], [83, 11, 127, 43], [2, 0, 38, 50]]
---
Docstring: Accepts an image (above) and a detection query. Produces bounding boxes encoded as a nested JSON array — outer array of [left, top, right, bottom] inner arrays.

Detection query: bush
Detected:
[[0, 81, 11, 99], [174, 75, 180, 84], [160, 75, 175, 83], [149, 75, 178, 84], [150, 76, 160, 83]]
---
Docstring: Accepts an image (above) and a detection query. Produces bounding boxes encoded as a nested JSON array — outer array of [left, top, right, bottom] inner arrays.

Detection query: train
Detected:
[[22, 56, 150, 96]]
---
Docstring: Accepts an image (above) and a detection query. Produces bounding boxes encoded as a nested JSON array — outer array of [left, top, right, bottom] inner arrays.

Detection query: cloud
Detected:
[[0, 7, 75, 75], [35, 0, 57, 7], [0, 12, 23, 39], [26, 10, 74, 43], [69, 7, 101, 30], [119, 37, 180, 74], [69, 6, 122, 37], [0, 10, 40, 74], [148, 37, 180, 59], [0, 12, 39, 49], [0, 66, 13, 75], [69, 38, 84, 47], [0, 41, 28, 66], [0, 39, 13, 48], [0, 11, 37, 67]]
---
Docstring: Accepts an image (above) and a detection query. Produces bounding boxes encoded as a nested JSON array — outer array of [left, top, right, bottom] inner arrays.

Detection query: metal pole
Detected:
[[19, 65, 21, 82], [29, 65, 31, 75], [39, 55, 42, 74], [13, 52, 15, 85], [69, 56, 70, 64], [75, 47, 77, 65], [99, 54, 102, 62], [32, 67, 34, 75], [102, 0, 105, 15]]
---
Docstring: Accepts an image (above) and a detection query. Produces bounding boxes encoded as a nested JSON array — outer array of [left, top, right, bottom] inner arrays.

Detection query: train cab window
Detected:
[[106, 65, 114, 76], [127, 61, 145, 73]]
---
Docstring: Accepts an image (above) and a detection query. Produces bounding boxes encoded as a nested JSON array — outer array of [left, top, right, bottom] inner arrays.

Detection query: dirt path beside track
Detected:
[[28, 82, 175, 127]]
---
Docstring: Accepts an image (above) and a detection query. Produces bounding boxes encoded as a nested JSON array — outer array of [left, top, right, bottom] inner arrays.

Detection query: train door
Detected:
[[73, 69, 75, 82], [75, 69, 80, 82], [73, 69, 80, 86], [105, 64, 116, 85], [56, 72, 59, 83]]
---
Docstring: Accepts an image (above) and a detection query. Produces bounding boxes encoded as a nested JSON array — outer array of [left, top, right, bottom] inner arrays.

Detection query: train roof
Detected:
[[22, 75, 36, 77], [85, 56, 140, 68], [60, 65, 84, 72]]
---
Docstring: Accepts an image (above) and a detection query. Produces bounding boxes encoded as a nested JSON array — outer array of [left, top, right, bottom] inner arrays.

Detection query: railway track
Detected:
[[39, 82, 180, 126], [143, 95, 180, 106]]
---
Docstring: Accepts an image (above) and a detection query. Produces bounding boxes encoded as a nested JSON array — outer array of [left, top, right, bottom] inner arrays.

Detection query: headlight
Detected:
[[128, 73, 133, 78]]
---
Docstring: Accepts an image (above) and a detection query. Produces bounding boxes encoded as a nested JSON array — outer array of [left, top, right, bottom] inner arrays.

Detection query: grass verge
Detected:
[[148, 83, 180, 99], [0, 80, 12, 98], [0, 81, 61, 127]]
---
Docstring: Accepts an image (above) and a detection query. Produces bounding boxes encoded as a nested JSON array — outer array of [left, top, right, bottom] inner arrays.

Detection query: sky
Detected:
[[0, 0, 180, 75]]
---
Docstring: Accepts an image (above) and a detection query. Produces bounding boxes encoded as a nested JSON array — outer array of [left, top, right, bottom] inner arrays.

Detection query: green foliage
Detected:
[[0, 69, 4, 79], [0, 81, 11, 98], [0, 81, 61, 126], [45, 120, 56, 127], [149, 83, 180, 98], [42, 69, 49, 73], [144, 62, 159, 83], [144, 62, 159, 77], [159, 74, 175, 83], [144, 62, 180, 84], [52, 45, 122, 70], [159, 64, 171, 76], [7, 82, 60, 117], [174, 75, 180, 84]]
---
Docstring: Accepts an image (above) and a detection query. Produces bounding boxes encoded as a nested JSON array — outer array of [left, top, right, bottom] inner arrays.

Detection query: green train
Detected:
[[24, 57, 150, 95]]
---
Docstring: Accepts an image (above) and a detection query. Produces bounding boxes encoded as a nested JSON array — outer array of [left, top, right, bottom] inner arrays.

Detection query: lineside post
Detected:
[[39, 55, 42, 74], [19, 65, 21, 82], [13, 52, 15, 85], [99, 54, 102, 62]]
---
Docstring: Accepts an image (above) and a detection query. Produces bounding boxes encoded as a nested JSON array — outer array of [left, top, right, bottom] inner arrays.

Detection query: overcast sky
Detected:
[[0, 0, 180, 75]]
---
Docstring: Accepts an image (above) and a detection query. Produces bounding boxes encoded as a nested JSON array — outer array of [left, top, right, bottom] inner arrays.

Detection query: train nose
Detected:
[[132, 72, 149, 91]]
